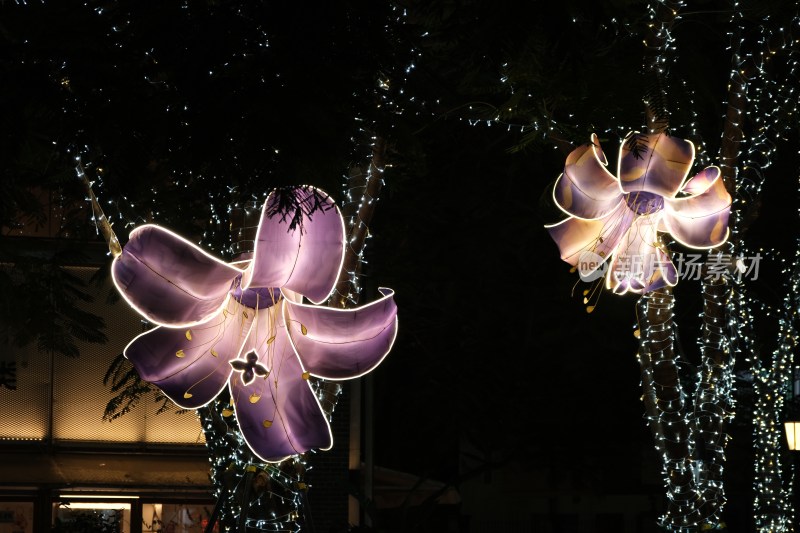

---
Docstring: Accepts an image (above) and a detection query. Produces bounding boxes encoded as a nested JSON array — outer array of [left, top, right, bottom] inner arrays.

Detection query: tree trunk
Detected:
[[197, 136, 391, 532], [688, 26, 749, 522], [636, 2, 706, 528], [328, 135, 388, 310], [199, 198, 311, 532], [638, 289, 701, 528]]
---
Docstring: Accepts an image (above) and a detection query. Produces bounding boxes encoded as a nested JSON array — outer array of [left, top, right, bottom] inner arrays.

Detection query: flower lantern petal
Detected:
[[242, 187, 345, 304], [606, 216, 678, 295], [231, 306, 331, 463], [545, 202, 635, 266], [112, 224, 243, 326], [284, 288, 398, 379], [124, 297, 252, 409], [553, 134, 624, 220], [619, 132, 694, 198], [662, 166, 731, 249], [678, 166, 722, 195]]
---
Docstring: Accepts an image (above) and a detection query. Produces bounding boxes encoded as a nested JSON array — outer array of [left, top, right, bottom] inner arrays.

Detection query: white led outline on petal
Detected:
[[303, 198, 347, 305], [111, 224, 245, 328], [662, 217, 732, 251], [283, 288, 398, 381], [550, 136, 625, 222], [589, 133, 609, 166], [550, 174, 626, 223], [544, 202, 634, 268], [242, 185, 347, 305], [661, 170, 732, 250], [121, 301, 254, 411], [604, 214, 664, 295], [227, 303, 334, 464], [617, 132, 696, 198], [675, 165, 722, 197]]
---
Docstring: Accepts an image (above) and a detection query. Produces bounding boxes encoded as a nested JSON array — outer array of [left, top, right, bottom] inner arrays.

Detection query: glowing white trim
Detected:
[[121, 299, 251, 411], [111, 224, 244, 328], [603, 214, 676, 294], [543, 202, 633, 271], [616, 131, 696, 197], [306, 200, 347, 305], [282, 288, 303, 303], [616, 130, 634, 189], [283, 288, 398, 381], [549, 134, 621, 222], [230, 259, 252, 269], [543, 196, 627, 227], [682, 137, 696, 190], [229, 300, 333, 464], [550, 174, 626, 222], [677, 165, 722, 195], [242, 186, 347, 305], [661, 169, 732, 249], [662, 268, 679, 287], [589, 133, 608, 166], [547, 197, 684, 295], [605, 249, 631, 295], [661, 219, 731, 250], [241, 189, 286, 291]]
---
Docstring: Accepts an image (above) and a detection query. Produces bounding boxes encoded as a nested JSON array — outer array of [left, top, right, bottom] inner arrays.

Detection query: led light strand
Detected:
[[329, 135, 388, 310], [682, 8, 750, 523], [744, 266, 798, 533], [199, 401, 306, 532], [721, 6, 800, 529], [692, 250, 736, 527], [637, 289, 702, 531], [635, 3, 706, 530]]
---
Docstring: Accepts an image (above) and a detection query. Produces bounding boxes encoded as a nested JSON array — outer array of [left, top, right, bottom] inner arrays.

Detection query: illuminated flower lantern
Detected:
[[545, 132, 732, 294], [111, 186, 398, 462]]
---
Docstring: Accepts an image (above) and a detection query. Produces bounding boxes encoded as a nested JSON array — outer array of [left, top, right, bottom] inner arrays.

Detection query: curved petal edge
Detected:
[[112, 224, 242, 326], [285, 288, 398, 380]]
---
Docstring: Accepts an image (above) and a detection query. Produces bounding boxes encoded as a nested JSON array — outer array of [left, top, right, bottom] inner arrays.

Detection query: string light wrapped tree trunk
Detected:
[[727, 12, 800, 530], [687, 15, 750, 525], [545, 1, 743, 529], [636, 2, 705, 528]]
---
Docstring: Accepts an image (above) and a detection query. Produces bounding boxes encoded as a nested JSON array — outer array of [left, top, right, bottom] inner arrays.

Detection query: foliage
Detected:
[[0, 251, 108, 358], [52, 507, 122, 533]]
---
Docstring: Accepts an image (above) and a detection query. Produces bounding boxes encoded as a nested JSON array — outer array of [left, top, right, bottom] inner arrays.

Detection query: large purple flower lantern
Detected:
[[545, 132, 732, 294], [111, 186, 398, 462]]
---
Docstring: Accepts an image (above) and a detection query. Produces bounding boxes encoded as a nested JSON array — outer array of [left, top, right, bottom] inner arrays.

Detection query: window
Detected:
[[0, 501, 33, 533], [142, 503, 216, 533], [53, 500, 131, 533]]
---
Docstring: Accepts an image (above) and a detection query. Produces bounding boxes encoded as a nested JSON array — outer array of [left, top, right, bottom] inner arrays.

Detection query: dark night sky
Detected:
[[2, 1, 799, 528]]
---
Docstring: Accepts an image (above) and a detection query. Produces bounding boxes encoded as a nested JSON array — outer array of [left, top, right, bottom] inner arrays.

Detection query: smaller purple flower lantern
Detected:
[[545, 132, 732, 294], [111, 186, 398, 463]]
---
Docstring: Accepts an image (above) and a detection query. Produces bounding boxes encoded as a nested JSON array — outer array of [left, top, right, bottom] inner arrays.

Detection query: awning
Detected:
[[370, 465, 461, 508], [0, 450, 211, 491]]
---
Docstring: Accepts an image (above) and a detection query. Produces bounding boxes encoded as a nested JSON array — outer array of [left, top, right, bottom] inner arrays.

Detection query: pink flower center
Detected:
[[230, 283, 282, 309], [625, 191, 664, 215]]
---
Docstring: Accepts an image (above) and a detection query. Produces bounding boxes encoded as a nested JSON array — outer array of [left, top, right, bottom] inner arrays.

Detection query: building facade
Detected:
[[0, 258, 214, 533]]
